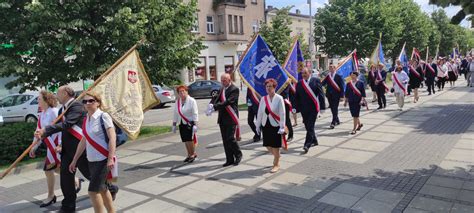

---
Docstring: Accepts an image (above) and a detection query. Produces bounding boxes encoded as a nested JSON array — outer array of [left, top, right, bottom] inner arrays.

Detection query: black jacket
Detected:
[[211, 84, 240, 126], [295, 77, 326, 116]]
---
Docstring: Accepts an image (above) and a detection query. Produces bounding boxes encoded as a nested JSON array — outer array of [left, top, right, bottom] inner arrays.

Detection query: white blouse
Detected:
[[84, 109, 114, 162], [438, 64, 448, 78], [255, 94, 285, 128], [173, 96, 199, 125], [392, 71, 409, 94], [37, 107, 61, 145]]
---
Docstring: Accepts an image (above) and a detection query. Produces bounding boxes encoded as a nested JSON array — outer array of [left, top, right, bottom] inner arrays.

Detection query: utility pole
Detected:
[[308, 0, 313, 58]]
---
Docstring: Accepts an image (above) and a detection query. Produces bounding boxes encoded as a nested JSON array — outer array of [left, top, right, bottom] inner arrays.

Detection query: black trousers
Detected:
[[302, 113, 317, 149], [426, 78, 435, 94], [327, 94, 340, 125], [284, 103, 293, 139], [219, 125, 242, 163], [247, 107, 259, 138], [437, 77, 445, 90], [60, 153, 90, 211], [375, 87, 386, 108]]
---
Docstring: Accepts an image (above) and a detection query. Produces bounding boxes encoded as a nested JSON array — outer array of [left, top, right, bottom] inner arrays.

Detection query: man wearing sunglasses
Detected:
[[35, 86, 118, 212]]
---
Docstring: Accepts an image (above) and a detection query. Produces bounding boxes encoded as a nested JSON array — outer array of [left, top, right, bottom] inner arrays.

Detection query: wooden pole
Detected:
[[0, 40, 144, 180]]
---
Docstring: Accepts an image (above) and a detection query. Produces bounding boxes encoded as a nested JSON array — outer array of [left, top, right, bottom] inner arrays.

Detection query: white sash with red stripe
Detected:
[[62, 115, 83, 141], [300, 79, 320, 113], [392, 72, 407, 95], [220, 88, 241, 140], [409, 65, 423, 80], [38, 114, 60, 167], [348, 81, 362, 97], [264, 96, 287, 150], [376, 71, 389, 92], [176, 98, 198, 145], [82, 117, 118, 180], [325, 74, 341, 93]]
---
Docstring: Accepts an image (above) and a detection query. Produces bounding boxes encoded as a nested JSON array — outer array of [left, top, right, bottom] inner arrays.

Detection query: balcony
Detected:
[[213, 0, 246, 10]]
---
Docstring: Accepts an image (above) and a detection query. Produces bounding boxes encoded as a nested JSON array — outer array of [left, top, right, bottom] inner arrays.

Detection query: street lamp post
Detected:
[[308, 0, 313, 58]]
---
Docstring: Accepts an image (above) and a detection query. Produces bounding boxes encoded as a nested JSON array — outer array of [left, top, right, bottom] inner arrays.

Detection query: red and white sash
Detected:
[[409, 65, 423, 80], [392, 72, 407, 95], [62, 115, 83, 141], [300, 79, 320, 113], [264, 96, 287, 150], [289, 83, 296, 94], [176, 98, 198, 145], [426, 64, 435, 75], [376, 71, 389, 92], [284, 98, 293, 112], [220, 88, 241, 140], [348, 81, 369, 110], [447, 64, 458, 76], [82, 117, 118, 180], [38, 115, 60, 167], [249, 90, 260, 105], [325, 74, 341, 93]]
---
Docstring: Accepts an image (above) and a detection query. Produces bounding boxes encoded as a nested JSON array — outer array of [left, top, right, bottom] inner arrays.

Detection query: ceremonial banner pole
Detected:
[[0, 39, 144, 180]]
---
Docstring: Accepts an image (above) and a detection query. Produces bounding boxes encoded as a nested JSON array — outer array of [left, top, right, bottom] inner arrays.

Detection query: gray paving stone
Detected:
[[457, 189, 474, 203], [419, 185, 459, 200], [426, 176, 464, 189], [318, 192, 361, 208], [462, 181, 474, 191], [450, 203, 474, 213], [402, 207, 430, 213], [363, 189, 404, 204], [351, 198, 394, 213], [333, 183, 372, 197], [407, 196, 453, 212]]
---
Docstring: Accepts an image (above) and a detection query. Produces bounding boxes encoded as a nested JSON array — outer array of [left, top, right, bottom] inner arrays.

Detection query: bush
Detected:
[[0, 122, 45, 166]]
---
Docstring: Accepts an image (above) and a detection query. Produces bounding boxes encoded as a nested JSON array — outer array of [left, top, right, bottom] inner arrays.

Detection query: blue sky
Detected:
[[265, 0, 471, 28]]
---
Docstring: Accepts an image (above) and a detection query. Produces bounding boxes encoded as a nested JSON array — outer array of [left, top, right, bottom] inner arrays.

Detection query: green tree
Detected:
[[431, 9, 459, 56], [0, 0, 205, 92], [429, 0, 474, 25], [259, 7, 293, 63]]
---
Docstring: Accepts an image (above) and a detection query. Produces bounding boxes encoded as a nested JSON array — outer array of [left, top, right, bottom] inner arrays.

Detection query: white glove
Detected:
[[278, 127, 285, 135], [172, 125, 176, 133], [207, 104, 214, 111], [192, 125, 198, 134], [291, 109, 296, 114]]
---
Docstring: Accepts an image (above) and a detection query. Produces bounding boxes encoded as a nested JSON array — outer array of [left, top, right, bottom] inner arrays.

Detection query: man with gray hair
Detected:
[[466, 56, 474, 87]]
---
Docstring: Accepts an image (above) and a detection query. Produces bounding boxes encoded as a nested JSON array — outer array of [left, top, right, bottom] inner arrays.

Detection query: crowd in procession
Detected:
[[23, 52, 474, 212]]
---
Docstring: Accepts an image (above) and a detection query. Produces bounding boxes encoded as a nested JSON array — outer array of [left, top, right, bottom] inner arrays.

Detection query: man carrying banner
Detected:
[[295, 67, 326, 154], [322, 63, 345, 129], [392, 65, 410, 111], [375, 63, 388, 109], [209, 73, 242, 167], [35, 86, 112, 212], [425, 57, 437, 95], [246, 89, 261, 142]]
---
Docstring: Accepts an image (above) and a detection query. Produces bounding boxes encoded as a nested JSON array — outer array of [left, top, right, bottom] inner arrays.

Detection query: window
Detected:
[[191, 13, 199, 33], [0, 96, 16, 107], [206, 16, 215, 33], [228, 15, 233, 33], [252, 20, 259, 33], [209, 56, 217, 80], [30, 97, 38, 105], [251, 0, 257, 4], [217, 15, 224, 34], [234, 16, 238, 34], [239, 16, 243, 34], [16, 95, 32, 105]]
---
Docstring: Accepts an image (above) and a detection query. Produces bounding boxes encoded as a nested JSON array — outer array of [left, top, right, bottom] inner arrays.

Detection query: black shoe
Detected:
[[377, 106, 383, 110], [253, 135, 261, 142], [59, 206, 75, 213], [108, 184, 119, 201], [287, 137, 293, 142], [311, 141, 318, 147], [303, 146, 309, 154], [335, 121, 341, 126], [329, 124, 335, 129], [223, 162, 234, 167], [234, 155, 242, 166], [357, 124, 364, 131], [75, 178, 84, 194], [183, 157, 191, 162], [428, 93, 431, 95], [188, 155, 197, 163], [40, 195, 56, 208]]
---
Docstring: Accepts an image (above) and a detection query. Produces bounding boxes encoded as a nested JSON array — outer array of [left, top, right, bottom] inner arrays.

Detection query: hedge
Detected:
[[0, 122, 45, 166]]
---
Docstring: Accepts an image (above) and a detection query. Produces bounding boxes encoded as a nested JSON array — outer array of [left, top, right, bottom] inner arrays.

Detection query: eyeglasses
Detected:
[[82, 99, 96, 104]]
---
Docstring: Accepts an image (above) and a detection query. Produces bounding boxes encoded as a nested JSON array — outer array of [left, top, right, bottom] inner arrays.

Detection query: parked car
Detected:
[[187, 80, 221, 98], [152, 85, 175, 108], [0, 92, 40, 123]]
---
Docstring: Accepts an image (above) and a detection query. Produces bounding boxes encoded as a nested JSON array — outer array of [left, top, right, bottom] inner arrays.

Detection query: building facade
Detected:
[[181, 0, 265, 84]]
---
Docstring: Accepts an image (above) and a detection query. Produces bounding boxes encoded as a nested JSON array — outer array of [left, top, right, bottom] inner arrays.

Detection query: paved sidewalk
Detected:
[[1, 82, 473, 213]]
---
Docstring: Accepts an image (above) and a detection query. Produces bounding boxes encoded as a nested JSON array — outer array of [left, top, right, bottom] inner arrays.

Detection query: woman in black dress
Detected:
[[255, 79, 286, 173], [409, 60, 424, 103], [367, 64, 377, 102], [344, 72, 366, 134]]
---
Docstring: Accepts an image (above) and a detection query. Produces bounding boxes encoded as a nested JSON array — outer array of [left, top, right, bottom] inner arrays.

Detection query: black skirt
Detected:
[[179, 124, 193, 142], [88, 159, 108, 192], [349, 101, 361, 117], [262, 118, 282, 148], [448, 72, 457, 81]]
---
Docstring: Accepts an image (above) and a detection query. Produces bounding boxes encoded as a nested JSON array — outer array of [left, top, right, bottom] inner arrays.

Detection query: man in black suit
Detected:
[[425, 57, 437, 95], [246, 89, 260, 142], [295, 67, 326, 154], [210, 73, 242, 167], [322, 64, 345, 129], [36, 86, 117, 212]]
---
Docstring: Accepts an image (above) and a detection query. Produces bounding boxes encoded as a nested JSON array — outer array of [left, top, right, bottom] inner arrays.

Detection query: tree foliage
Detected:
[[259, 7, 293, 63], [0, 0, 205, 92], [429, 0, 474, 25]]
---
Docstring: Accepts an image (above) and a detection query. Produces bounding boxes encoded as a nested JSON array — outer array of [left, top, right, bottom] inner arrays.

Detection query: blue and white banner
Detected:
[[236, 34, 290, 96], [283, 39, 305, 83], [399, 43, 409, 73]]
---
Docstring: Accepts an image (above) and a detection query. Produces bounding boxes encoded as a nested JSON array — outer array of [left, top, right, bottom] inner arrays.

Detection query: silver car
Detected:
[[0, 92, 40, 123], [152, 85, 175, 108]]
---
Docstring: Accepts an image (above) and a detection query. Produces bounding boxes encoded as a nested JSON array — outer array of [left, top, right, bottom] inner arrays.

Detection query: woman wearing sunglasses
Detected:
[[69, 92, 116, 213]]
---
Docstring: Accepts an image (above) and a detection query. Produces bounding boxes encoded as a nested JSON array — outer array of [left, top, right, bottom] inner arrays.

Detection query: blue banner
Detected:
[[283, 39, 305, 83], [399, 47, 409, 73], [237, 35, 290, 96]]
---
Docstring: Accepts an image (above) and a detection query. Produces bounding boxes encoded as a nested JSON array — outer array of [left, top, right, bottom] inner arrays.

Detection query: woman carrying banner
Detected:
[[344, 72, 366, 135], [408, 60, 424, 103], [69, 92, 117, 213], [392, 66, 410, 111], [29, 91, 83, 207], [367, 64, 378, 102], [255, 79, 286, 173], [172, 85, 199, 163]]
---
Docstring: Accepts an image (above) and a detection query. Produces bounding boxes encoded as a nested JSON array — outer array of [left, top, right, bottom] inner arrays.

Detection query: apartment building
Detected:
[[180, 0, 265, 84]]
